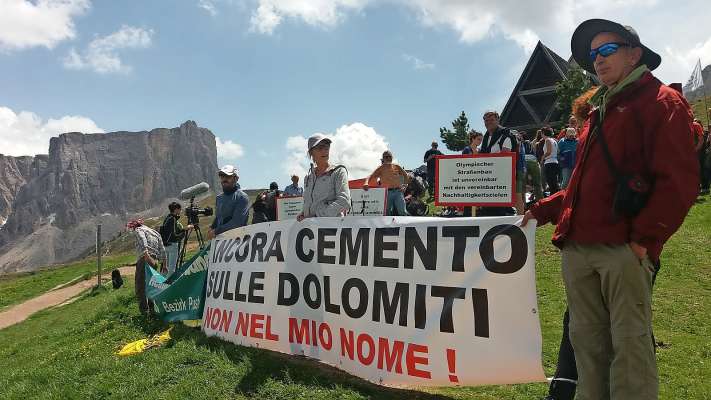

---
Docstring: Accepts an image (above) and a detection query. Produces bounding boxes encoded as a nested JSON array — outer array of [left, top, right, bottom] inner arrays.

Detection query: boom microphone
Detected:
[[179, 182, 210, 200]]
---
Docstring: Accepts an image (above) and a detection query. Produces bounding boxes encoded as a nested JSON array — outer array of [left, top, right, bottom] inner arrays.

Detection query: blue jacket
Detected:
[[210, 184, 249, 235], [558, 138, 578, 169]]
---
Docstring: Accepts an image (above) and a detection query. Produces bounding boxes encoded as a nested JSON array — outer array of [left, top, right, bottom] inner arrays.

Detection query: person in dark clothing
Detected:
[[252, 182, 280, 224], [161, 202, 192, 275], [423, 141, 443, 197]]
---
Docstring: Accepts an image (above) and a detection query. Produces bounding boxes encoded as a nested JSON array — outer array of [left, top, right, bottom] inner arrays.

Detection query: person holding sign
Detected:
[[297, 134, 351, 221], [478, 110, 517, 216], [363, 150, 410, 216]]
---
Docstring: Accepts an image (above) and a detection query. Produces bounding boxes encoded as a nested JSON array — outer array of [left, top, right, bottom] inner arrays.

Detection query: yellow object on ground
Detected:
[[182, 319, 201, 328], [116, 327, 172, 356]]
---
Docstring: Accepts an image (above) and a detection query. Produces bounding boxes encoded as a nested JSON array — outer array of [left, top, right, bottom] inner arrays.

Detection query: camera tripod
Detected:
[[177, 197, 208, 268]]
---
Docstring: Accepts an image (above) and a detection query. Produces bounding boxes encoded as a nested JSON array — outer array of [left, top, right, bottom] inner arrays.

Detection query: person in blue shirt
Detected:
[[208, 165, 249, 239], [558, 128, 579, 189], [283, 175, 303, 196]]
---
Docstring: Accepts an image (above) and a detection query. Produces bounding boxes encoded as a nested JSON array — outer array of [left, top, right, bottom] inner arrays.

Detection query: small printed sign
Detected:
[[435, 154, 515, 207], [276, 196, 303, 220]]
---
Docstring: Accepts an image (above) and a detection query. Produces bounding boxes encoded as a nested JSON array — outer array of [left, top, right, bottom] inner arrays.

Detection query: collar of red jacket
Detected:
[[588, 71, 656, 118]]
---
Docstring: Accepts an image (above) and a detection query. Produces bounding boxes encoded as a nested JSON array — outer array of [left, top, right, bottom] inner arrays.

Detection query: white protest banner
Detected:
[[276, 196, 303, 220], [349, 187, 387, 216], [202, 216, 545, 386], [435, 154, 515, 207]]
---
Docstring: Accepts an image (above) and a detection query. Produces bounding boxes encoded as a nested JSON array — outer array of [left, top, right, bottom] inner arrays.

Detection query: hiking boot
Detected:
[[546, 379, 576, 400]]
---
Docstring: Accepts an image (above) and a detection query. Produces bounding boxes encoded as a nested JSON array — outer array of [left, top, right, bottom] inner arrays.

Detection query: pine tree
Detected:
[[555, 66, 593, 122], [439, 111, 471, 151]]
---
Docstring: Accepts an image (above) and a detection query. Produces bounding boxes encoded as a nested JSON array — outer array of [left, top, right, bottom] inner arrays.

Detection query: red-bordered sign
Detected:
[[348, 179, 388, 216], [434, 153, 516, 207]]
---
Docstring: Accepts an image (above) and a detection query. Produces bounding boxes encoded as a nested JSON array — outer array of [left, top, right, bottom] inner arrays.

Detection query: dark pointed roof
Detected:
[[500, 41, 570, 132]]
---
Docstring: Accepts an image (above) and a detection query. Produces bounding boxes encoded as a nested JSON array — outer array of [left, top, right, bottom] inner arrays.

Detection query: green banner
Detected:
[[145, 243, 210, 321]]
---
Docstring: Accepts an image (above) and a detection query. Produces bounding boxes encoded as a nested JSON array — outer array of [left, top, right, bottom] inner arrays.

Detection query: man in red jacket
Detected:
[[523, 19, 698, 400]]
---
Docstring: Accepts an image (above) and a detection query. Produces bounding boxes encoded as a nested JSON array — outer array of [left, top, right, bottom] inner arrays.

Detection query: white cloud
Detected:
[[0, 106, 104, 157], [63, 25, 154, 74], [198, 0, 218, 16], [215, 136, 245, 163], [665, 36, 711, 82], [0, 0, 90, 51], [402, 53, 434, 70], [283, 122, 390, 180], [250, 0, 369, 34]]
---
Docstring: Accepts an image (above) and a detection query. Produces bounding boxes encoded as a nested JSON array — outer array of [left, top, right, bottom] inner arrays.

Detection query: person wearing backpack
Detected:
[[160, 202, 192, 275], [478, 110, 517, 216], [558, 128, 579, 189]]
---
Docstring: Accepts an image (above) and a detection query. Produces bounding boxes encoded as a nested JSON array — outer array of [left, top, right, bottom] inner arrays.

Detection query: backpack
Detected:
[[264, 190, 279, 221], [111, 269, 124, 289], [159, 215, 174, 246]]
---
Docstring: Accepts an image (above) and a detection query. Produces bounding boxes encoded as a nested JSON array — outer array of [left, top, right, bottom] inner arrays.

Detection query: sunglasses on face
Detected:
[[589, 42, 630, 61]]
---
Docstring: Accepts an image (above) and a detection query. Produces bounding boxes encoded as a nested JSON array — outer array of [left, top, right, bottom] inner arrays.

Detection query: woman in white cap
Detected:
[[297, 134, 351, 220]]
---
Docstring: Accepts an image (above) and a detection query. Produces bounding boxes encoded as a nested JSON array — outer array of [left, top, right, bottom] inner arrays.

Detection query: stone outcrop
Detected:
[[0, 120, 219, 274], [0, 155, 48, 224]]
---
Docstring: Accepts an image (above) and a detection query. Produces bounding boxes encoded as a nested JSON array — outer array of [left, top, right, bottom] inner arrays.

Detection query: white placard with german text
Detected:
[[435, 154, 515, 207], [276, 196, 303, 220]]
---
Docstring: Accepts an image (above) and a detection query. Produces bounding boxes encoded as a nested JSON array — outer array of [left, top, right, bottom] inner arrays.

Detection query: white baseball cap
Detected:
[[307, 133, 332, 152], [218, 165, 239, 177]]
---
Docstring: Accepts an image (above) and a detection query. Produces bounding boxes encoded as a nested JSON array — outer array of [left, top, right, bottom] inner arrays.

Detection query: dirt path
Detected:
[[0, 266, 135, 330]]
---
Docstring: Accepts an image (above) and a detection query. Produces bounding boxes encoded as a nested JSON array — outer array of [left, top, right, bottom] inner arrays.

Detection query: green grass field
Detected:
[[0, 198, 709, 399]]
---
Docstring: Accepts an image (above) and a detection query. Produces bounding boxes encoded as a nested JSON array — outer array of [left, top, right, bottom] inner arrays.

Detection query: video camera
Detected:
[[179, 182, 213, 225], [185, 203, 213, 225], [176, 182, 213, 266]]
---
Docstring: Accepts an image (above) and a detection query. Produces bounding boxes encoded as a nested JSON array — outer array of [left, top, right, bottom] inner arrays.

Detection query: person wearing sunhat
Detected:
[[208, 165, 249, 238], [297, 134, 351, 220], [523, 19, 699, 400]]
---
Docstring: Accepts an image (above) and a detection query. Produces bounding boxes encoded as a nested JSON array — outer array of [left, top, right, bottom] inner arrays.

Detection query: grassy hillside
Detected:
[[0, 197, 709, 399], [690, 94, 711, 127]]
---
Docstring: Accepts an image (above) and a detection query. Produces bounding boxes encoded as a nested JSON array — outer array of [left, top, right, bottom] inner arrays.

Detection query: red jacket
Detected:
[[530, 72, 699, 262]]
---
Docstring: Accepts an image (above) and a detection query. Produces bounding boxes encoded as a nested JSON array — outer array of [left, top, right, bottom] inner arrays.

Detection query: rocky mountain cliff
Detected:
[[0, 155, 49, 225], [0, 120, 219, 274]]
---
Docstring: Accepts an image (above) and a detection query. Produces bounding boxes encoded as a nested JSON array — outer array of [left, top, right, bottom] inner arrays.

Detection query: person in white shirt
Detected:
[[542, 126, 560, 193]]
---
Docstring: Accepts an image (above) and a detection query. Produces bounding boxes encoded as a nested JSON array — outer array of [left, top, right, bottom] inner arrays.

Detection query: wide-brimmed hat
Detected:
[[307, 133, 332, 152], [571, 19, 661, 75]]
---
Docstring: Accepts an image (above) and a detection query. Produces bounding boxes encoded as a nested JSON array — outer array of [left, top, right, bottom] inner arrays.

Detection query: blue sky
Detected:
[[1, 0, 710, 189]]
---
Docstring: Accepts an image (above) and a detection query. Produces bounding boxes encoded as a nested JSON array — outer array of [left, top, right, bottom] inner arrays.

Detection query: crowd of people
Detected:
[[123, 17, 709, 400]]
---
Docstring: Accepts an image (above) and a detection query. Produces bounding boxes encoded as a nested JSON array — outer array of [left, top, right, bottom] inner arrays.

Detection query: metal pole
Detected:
[[97, 224, 102, 287]]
